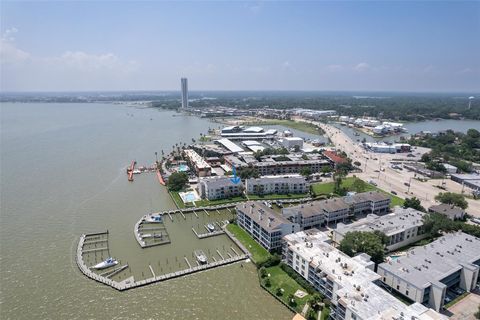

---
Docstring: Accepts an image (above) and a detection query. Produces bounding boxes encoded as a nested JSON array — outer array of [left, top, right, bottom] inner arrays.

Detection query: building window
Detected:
[[397, 285, 400, 290], [406, 290, 409, 296]]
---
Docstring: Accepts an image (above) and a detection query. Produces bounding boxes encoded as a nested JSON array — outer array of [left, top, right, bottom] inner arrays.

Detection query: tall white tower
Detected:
[[468, 96, 474, 110], [181, 78, 188, 108]]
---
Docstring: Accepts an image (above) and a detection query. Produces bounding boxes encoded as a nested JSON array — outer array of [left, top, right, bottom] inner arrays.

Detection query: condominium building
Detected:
[[197, 176, 243, 200], [333, 207, 427, 251], [181, 77, 188, 108], [254, 159, 331, 176], [245, 175, 308, 195], [282, 192, 391, 228], [343, 191, 391, 215], [377, 232, 480, 311], [236, 201, 300, 251], [184, 149, 211, 177], [283, 229, 446, 320]]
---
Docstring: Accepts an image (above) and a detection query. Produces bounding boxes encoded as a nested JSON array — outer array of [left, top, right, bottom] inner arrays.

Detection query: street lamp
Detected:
[[155, 152, 158, 164]]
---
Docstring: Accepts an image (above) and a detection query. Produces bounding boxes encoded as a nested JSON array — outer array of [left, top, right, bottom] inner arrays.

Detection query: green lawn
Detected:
[[169, 191, 187, 209], [263, 265, 310, 313], [310, 177, 405, 207], [226, 224, 271, 264], [194, 196, 246, 208], [244, 119, 324, 135], [247, 193, 309, 200]]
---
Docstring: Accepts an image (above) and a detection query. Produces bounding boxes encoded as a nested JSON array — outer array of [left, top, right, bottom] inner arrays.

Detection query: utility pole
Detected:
[[407, 176, 412, 193]]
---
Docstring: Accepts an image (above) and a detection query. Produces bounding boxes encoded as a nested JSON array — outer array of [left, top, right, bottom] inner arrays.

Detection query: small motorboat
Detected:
[[194, 250, 208, 264], [141, 233, 152, 239], [91, 257, 118, 270], [207, 223, 215, 232], [146, 215, 162, 223], [153, 233, 163, 239], [132, 169, 142, 174]]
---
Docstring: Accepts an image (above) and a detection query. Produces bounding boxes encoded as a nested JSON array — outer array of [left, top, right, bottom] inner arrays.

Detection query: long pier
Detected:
[[127, 161, 136, 182], [77, 232, 247, 291]]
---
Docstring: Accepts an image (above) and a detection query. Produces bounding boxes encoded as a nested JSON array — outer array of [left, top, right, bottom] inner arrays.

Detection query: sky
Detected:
[[1, 1, 479, 92]]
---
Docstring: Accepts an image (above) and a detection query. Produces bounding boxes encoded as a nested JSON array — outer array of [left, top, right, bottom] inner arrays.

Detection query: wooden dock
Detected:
[[77, 232, 247, 291]]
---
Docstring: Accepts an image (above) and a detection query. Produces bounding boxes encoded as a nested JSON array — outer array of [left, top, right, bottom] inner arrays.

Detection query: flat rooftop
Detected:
[[284, 229, 447, 320], [236, 201, 292, 232], [335, 207, 425, 237], [216, 138, 244, 153], [379, 231, 480, 289]]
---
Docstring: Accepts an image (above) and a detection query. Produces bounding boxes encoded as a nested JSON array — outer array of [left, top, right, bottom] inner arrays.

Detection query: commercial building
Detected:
[[197, 176, 243, 200], [364, 143, 412, 154], [322, 150, 347, 168], [254, 159, 331, 176], [450, 173, 480, 191], [245, 175, 307, 196], [184, 149, 211, 177], [236, 201, 300, 251], [377, 231, 480, 312], [281, 137, 304, 150], [215, 138, 244, 154], [333, 207, 427, 251], [181, 78, 188, 108], [428, 204, 466, 220], [282, 192, 391, 228], [220, 126, 277, 140], [443, 163, 458, 174], [283, 229, 446, 320]]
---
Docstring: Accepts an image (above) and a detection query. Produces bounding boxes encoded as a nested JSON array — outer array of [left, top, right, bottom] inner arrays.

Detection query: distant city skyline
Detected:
[[1, 1, 479, 92]]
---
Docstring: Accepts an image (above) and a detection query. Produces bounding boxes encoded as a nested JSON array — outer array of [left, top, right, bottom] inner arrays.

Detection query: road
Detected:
[[303, 120, 480, 217]]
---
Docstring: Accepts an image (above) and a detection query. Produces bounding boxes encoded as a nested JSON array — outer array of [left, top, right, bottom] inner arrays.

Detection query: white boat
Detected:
[[194, 250, 208, 264], [207, 223, 215, 232], [153, 233, 163, 239], [92, 257, 118, 270], [145, 214, 162, 223], [141, 233, 152, 239], [132, 169, 142, 174]]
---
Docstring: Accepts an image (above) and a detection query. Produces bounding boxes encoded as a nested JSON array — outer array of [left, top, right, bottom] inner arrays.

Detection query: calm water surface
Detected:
[[0, 103, 292, 320]]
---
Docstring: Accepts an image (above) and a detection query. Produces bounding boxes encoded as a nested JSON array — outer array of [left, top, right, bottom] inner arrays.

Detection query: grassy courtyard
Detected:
[[262, 265, 310, 313], [310, 177, 405, 207], [226, 224, 271, 265]]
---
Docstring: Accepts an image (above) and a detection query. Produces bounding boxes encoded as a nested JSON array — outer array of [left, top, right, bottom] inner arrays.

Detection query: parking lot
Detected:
[[448, 292, 480, 320]]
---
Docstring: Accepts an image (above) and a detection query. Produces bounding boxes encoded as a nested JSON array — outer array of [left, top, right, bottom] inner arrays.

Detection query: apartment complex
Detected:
[[377, 232, 480, 311], [184, 149, 211, 177], [343, 191, 391, 215], [245, 175, 308, 195], [236, 201, 300, 251], [181, 77, 188, 108], [333, 207, 427, 251], [282, 192, 391, 228], [197, 176, 243, 200], [283, 229, 446, 320], [254, 159, 331, 176]]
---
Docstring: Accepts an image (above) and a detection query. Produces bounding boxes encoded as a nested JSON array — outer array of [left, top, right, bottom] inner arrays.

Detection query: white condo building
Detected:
[[283, 229, 447, 320]]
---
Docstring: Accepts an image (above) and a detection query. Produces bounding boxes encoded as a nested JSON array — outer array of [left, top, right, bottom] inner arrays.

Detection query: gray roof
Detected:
[[428, 204, 465, 217], [379, 232, 480, 289], [236, 201, 291, 232], [335, 207, 425, 237], [284, 197, 349, 217], [344, 191, 391, 204]]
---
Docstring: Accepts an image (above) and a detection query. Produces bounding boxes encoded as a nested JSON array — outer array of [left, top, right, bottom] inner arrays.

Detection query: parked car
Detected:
[[404, 182, 410, 187], [391, 191, 398, 195], [368, 180, 378, 186]]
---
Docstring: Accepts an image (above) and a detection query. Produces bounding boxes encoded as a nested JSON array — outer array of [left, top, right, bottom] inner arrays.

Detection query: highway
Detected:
[[303, 120, 480, 217]]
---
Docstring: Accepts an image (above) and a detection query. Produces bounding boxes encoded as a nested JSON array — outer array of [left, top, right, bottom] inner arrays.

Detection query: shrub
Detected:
[[258, 253, 281, 268], [279, 262, 316, 294]]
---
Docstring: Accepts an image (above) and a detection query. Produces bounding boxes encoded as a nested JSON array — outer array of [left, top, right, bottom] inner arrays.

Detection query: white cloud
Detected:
[[354, 62, 370, 72], [0, 28, 139, 91]]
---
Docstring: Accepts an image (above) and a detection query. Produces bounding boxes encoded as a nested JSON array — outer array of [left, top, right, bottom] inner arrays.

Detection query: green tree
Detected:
[[275, 287, 283, 296], [435, 192, 468, 209], [300, 167, 312, 177], [403, 197, 426, 212], [321, 166, 332, 175], [259, 267, 267, 278], [309, 293, 323, 311], [333, 171, 347, 196], [353, 161, 361, 167], [167, 172, 188, 191], [339, 231, 386, 265], [264, 278, 271, 287]]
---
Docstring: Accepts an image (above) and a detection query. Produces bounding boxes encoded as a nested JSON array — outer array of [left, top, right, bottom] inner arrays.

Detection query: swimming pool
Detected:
[[179, 191, 200, 203], [178, 164, 189, 172]]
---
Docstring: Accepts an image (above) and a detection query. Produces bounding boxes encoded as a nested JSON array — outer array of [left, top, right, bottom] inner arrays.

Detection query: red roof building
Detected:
[[323, 150, 347, 167]]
